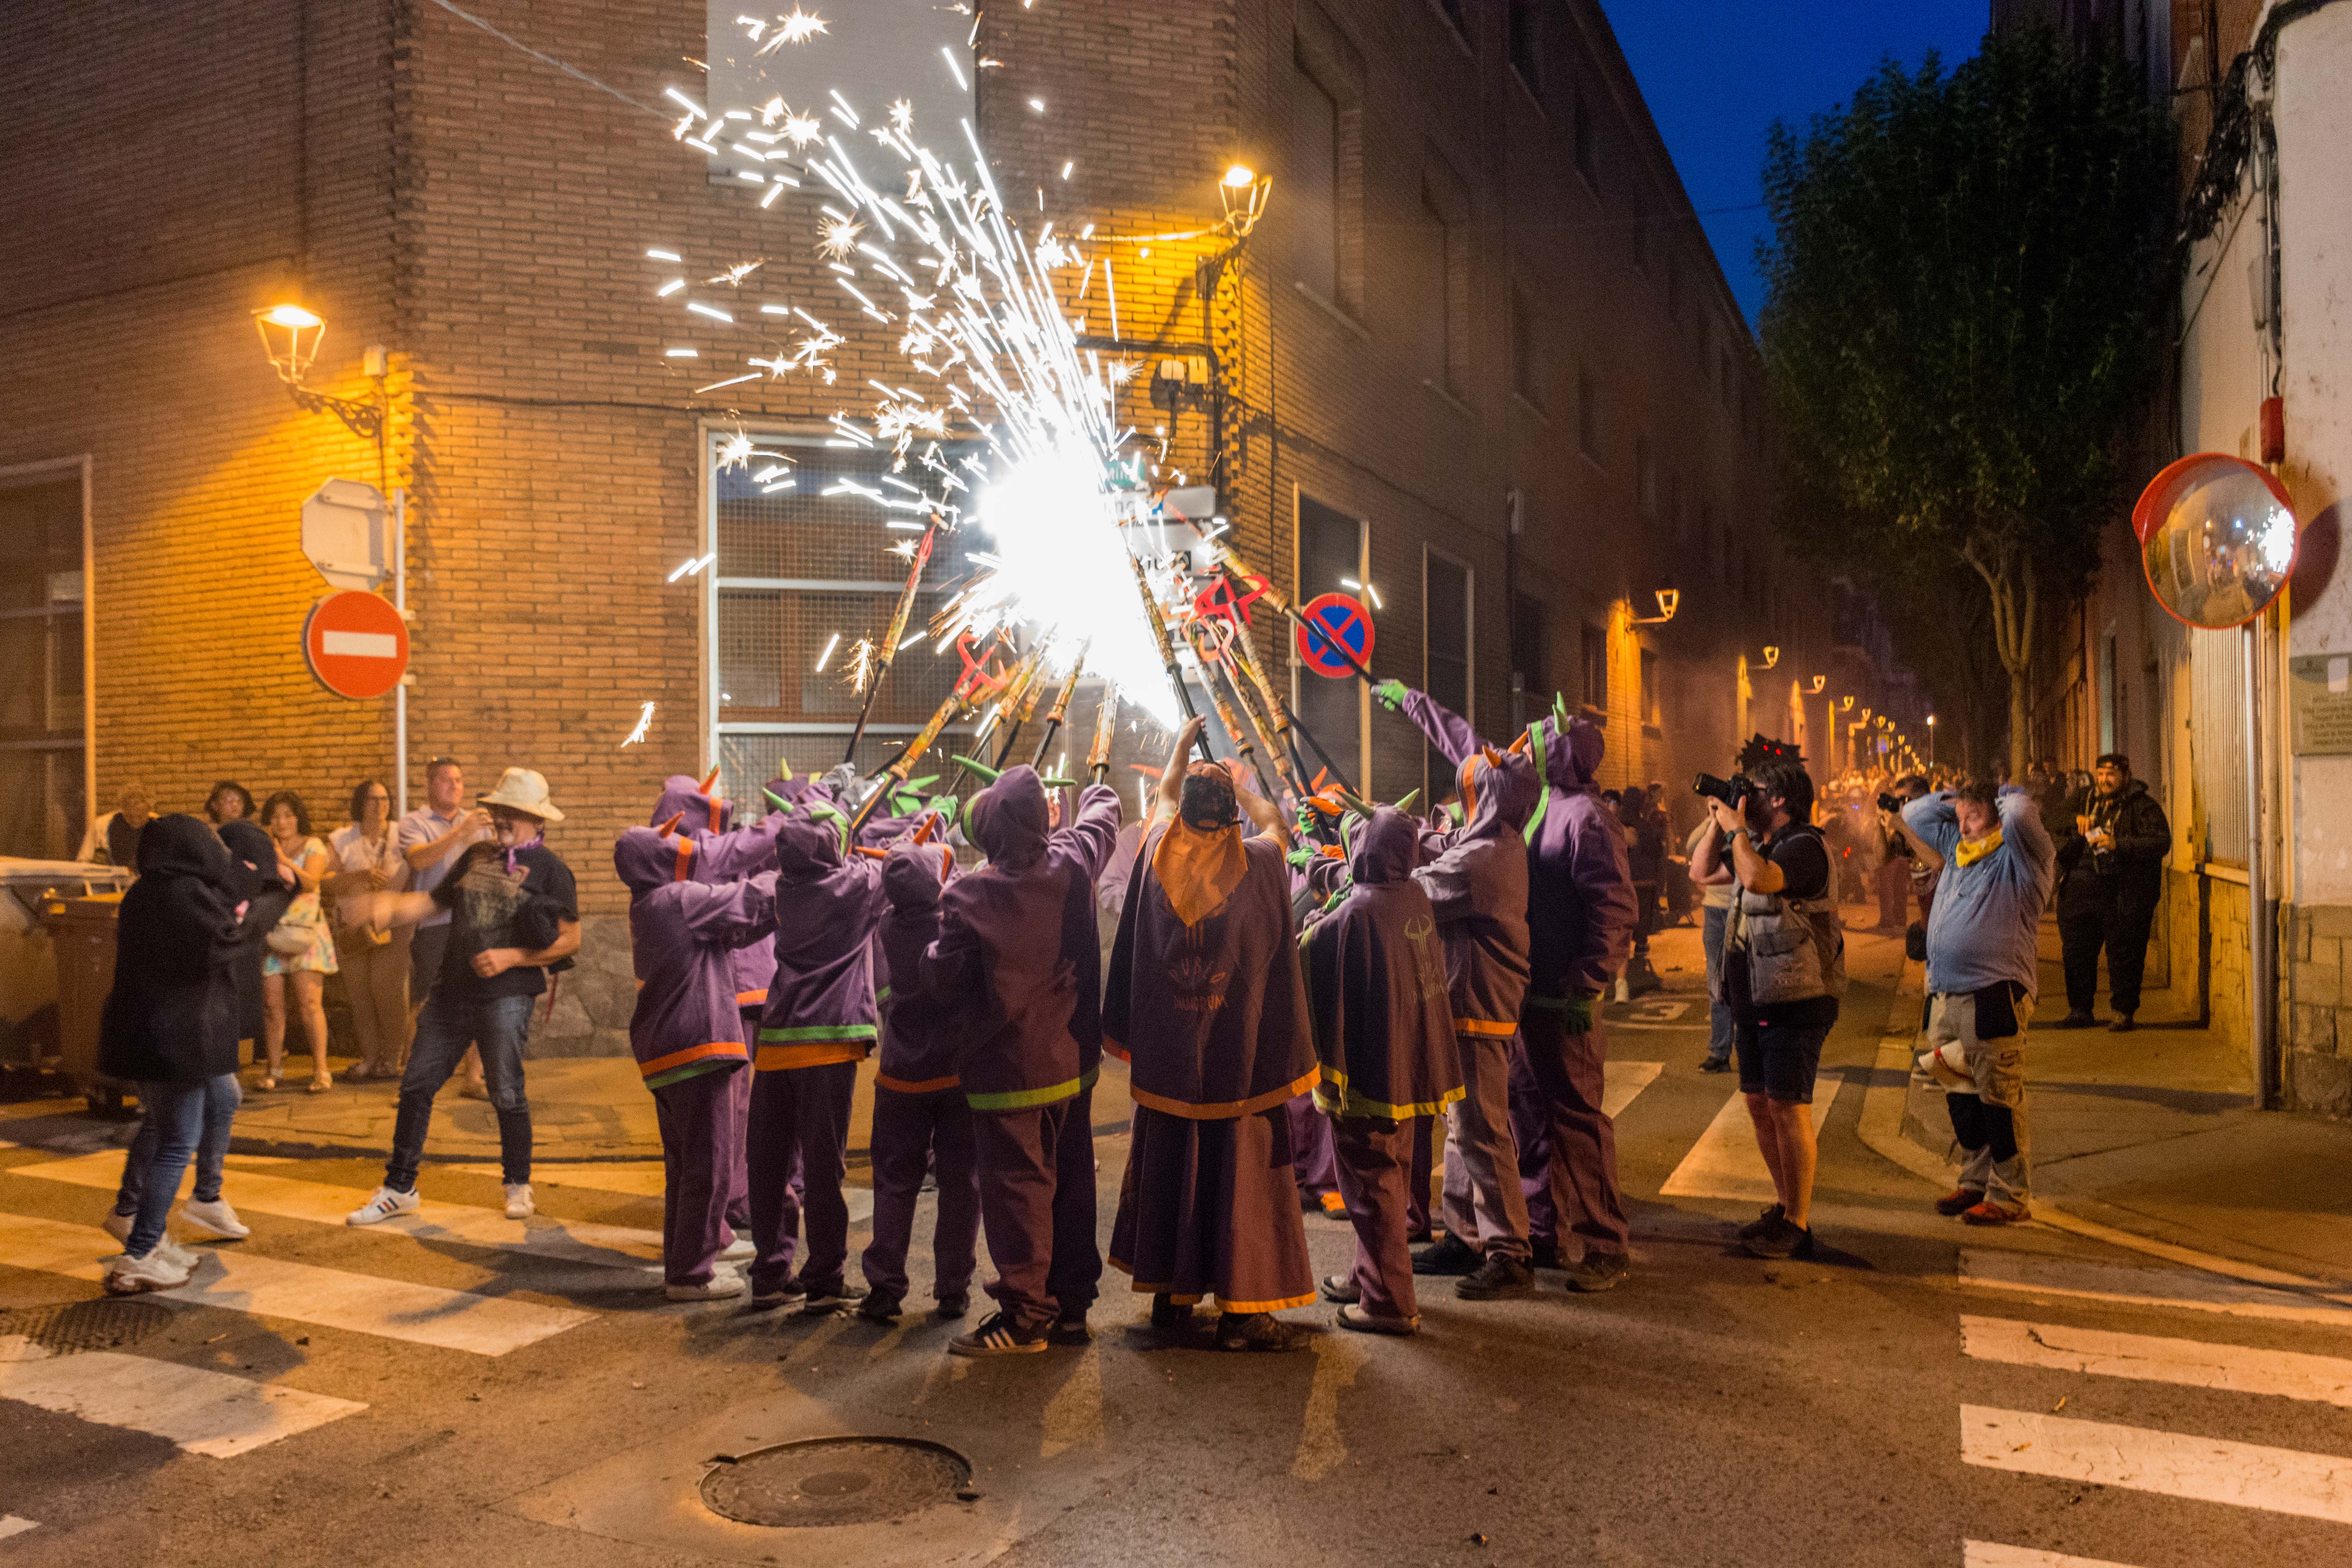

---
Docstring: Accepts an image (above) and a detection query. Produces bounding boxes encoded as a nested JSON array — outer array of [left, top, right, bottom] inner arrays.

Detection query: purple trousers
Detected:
[[1512, 1009, 1630, 1260], [1047, 1078, 1102, 1320], [972, 1098, 1072, 1333], [1330, 1114, 1417, 1321], [1404, 1115, 1434, 1240], [725, 1007, 758, 1236], [860, 1084, 980, 1303], [1285, 1092, 1340, 1210], [654, 1065, 742, 1287], [746, 1061, 858, 1295]]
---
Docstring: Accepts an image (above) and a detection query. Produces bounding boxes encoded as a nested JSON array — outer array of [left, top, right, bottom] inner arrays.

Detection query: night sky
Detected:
[[1597, 0, 1989, 327]]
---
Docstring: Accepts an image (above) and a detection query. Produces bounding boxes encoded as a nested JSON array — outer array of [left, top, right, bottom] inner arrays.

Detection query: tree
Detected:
[[1758, 27, 2172, 775]]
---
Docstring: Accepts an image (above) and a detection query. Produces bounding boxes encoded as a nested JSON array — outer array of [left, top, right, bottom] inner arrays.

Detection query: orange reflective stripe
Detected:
[[876, 1072, 960, 1094], [1454, 1018, 1518, 1036], [754, 1040, 869, 1071], [735, 989, 768, 1006], [1124, 1065, 1319, 1121], [1101, 1037, 1132, 1062], [637, 1042, 744, 1079]]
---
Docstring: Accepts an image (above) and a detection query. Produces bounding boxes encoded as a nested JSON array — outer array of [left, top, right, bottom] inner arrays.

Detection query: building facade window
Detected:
[[1640, 647, 1660, 728], [707, 430, 985, 801], [1581, 622, 1608, 713], [1511, 592, 1546, 726], [1636, 434, 1657, 515], [1424, 549, 1472, 797], [1289, 60, 1340, 305], [0, 465, 87, 861], [1512, 285, 1544, 410], [1296, 492, 1367, 787]]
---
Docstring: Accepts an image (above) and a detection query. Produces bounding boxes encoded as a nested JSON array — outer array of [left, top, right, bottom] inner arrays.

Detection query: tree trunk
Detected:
[[1964, 537, 2037, 780]]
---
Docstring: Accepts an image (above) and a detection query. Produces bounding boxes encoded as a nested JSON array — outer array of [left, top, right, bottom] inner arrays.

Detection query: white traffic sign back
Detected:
[[301, 479, 389, 592]]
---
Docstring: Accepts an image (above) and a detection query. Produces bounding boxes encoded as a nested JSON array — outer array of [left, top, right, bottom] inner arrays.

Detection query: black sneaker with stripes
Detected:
[[949, 1310, 1050, 1357]]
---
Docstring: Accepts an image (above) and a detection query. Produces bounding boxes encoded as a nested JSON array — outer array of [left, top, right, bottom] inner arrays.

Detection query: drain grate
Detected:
[[699, 1437, 974, 1528], [0, 1299, 175, 1357]]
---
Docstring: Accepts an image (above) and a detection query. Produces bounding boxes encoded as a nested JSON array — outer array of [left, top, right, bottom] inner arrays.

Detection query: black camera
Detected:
[[1877, 792, 1907, 814], [1693, 772, 1753, 809]]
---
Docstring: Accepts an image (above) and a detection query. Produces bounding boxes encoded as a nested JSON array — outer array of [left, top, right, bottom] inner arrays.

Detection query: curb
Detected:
[[1853, 958, 2348, 1298]]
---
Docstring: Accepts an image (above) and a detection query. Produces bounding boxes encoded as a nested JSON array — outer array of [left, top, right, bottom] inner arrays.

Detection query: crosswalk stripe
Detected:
[[1959, 1405, 2352, 1524], [5, 1150, 661, 1270], [1657, 1076, 1842, 1201], [1600, 1062, 1663, 1120], [0, 1515, 37, 1540], [0, 1349, 366, 1458], [0, 1212, 590, 1356], [1959, 1250, 2352, 1329], [1961, 1315, 2352, 1406], [1963, 1543, 2141, 1568], [443, 1161, 878, 1224]]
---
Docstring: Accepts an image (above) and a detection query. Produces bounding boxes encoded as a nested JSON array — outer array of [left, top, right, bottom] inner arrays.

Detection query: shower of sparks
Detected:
[[742, 6, 828, 53], [815, 631, 841, 672], [622, 701, 656, 746], [644, 76, 1226, 730], [704, 259, 766, 286]]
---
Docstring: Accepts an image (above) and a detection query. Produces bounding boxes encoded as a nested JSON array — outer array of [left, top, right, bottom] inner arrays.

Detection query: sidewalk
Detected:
[[1863, 916, 2352, 1287]]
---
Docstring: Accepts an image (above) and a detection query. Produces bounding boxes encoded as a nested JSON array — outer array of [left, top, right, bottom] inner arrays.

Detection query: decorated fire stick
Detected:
[[1027, 642, 1090, 769], [1215, 643, 1303, 802], [848, 667, 978, 837], [842, 521, 940, 766], [991, 642, 1059, 767], [1129, 554, 1215, 763], [1204, 552, 1354, 794], [1087, 679, 1120, 786], [1185, 620, 1279, 801], [1207, 538, 1379, 686]]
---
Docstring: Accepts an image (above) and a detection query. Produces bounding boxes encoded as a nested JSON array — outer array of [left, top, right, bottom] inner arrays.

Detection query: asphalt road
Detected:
[[4, 923, 2348, 1567]]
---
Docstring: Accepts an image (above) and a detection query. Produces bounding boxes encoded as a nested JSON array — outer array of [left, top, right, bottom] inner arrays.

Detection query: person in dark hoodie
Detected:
[[747, 791, 888, 1312], [920, 764, 1123, 1355], [650, 769, 785, 1265], [1303, 807, 1460, 1336], [613, 817, 782, 1300], [1379, 682, 1639, 1293], [98, 815, 248, 1294], [1105, 717, 1318, 1353], [1404, 747, 1539, 1300], [859, 833, 981, 1324]]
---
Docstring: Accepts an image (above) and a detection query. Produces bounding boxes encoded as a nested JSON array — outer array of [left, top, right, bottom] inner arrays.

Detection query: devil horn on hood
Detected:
[[699, 764, 722, 794], [951, 754, 1003, 782], [657, 811, 685, 836]]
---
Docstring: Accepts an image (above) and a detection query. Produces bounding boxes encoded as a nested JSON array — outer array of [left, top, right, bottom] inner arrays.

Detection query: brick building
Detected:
[[0, 0, 1871, 1053]]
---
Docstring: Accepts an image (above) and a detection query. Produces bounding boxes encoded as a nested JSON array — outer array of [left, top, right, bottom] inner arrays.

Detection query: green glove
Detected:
[[1372, 678, 1411, 713], [924, 795, 959, 823], [1557, 995, 1595, 1034]]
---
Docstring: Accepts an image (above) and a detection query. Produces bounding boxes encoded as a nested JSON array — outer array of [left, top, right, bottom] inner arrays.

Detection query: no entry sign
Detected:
[[1295, 592, 1374, 679], [303, 589, 410, 699]]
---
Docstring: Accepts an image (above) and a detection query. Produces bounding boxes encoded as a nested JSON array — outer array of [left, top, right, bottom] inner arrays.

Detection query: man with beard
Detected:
[[2053, 754, 2169, 1033]]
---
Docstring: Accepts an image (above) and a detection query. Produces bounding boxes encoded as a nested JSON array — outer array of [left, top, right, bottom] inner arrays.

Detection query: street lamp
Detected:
[[1761, 646, 1780, 669], [253, 301, 387, 442], [1809, 675, 1826, 694], [1218, 164, 1269, 237], [1631, 588, 1680, 625], [1926, 714, 1936, 769]]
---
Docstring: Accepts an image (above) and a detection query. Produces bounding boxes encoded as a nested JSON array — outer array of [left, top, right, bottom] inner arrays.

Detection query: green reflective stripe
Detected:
[[644, 1058, 737, 1090], [964, 1076, 1082, 1111], [1312, 1066, 1465, 1121], [875, 985, 892, 1003], [1524, 994, 1586, 1009], [1080, 1063, 1100, 1091], [1521, 719, 1552, 844], [757, 1023, 878, 1042]]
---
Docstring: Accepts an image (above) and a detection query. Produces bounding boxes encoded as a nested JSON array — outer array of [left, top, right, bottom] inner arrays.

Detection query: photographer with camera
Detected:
[[1902, 777, 2055, 1225], [1688, 746, 1844, 1261], [2053, 754, 2169, 1033]]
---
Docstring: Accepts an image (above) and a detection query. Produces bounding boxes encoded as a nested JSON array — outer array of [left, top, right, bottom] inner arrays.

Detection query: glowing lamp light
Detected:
[[1222, 164, 1256, 188], [1809, 675, 1826, 694], [1761, 646, 1780, 669], [254, 302, 326, 385], [1631, 588, 1680, 625], [1840, 695, 1855, 711]]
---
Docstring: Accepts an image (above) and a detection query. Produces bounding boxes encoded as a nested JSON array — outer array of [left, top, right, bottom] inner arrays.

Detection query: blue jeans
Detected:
[[387, 988, 534, 1192], [1701, 904, 1735, 1065], [115, 1073, 241, 1230], [122, 1078, 232, 1256]]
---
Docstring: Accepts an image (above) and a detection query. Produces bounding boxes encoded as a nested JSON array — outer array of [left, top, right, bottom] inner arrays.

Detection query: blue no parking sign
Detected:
[[1295, 592, 1374, 679]]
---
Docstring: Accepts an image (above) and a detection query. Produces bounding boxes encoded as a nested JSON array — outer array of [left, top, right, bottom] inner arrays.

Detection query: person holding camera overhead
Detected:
[[1688, 740, 1845, 1261]]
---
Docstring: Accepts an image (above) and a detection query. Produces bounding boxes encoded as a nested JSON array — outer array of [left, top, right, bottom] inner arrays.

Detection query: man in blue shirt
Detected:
[[1900, 779, 2055, 1224]]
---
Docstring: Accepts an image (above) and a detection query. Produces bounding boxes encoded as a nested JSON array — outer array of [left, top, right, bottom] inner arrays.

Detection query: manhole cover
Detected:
[[0, 1299, 174, 1357], [699, 1437, 973, 1528]]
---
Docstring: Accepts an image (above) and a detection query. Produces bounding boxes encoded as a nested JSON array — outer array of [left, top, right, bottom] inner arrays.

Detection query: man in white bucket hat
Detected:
[[338, 768, 581, 1226]]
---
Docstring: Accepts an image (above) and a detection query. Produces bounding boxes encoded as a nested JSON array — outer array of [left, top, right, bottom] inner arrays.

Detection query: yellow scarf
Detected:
[[1151, 816, 1249, 927], [1954, 828, 2004, 869]]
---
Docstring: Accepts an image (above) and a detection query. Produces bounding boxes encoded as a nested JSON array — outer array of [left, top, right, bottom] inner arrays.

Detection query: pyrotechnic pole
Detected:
[[1216, 646, 1302, 803], [1130, 555, 1214, 763], [991, 644, 1056, 768], [1087, 680, 1120, 786], [849, 679, 968, 838], [1212, 579, 1354, 795], [843, 521, 939, 766], [965, 643, 1044, 783], [1187, 621, 1278, 801], [1027, 644, 1089, 770], [1209, 539, 1378, 686]]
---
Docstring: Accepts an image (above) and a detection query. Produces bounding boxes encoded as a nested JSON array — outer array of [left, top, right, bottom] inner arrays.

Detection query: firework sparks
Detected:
[[742, 5, 828, 53], [622, 701, 656, 746], [816, 215, 866, 261], [846, 637, 877, 692], [704, 259, 766, 287]]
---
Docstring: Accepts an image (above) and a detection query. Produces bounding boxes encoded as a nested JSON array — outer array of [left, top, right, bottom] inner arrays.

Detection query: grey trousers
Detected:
[[1925, 990, 2033, 1205], [1439, 1030, 1531, 1261]]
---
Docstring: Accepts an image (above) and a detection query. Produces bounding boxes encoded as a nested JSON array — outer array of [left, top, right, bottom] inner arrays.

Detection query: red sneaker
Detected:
[[1961, 1198, 2030, 1226], [1935, 1187, 1985, 1217]]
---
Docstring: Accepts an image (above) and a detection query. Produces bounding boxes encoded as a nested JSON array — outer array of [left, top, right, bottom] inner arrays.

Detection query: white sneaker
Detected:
[[154, 1236, 202, 1274], [105, 1249, 194, 1295], [346, 1186, 421, 1226], [102, 1208, 134, 1244], [664, 1269, 747, 1302], [503, 1183, 534, 1220], [717, 1236, 756, 1262], [179, 1198, 250, 1240]]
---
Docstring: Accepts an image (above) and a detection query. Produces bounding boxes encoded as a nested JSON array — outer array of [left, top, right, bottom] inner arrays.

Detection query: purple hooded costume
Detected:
[[1401, 690, 1636, 1265], [745, 806, 888, 1299], [920, 768, 1123, 1332], [860, 838, 980, 1308], [1301, 808, 1460, 1321], [1103, 811, 1318, 1317], [614, 823, 780, 1287]]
